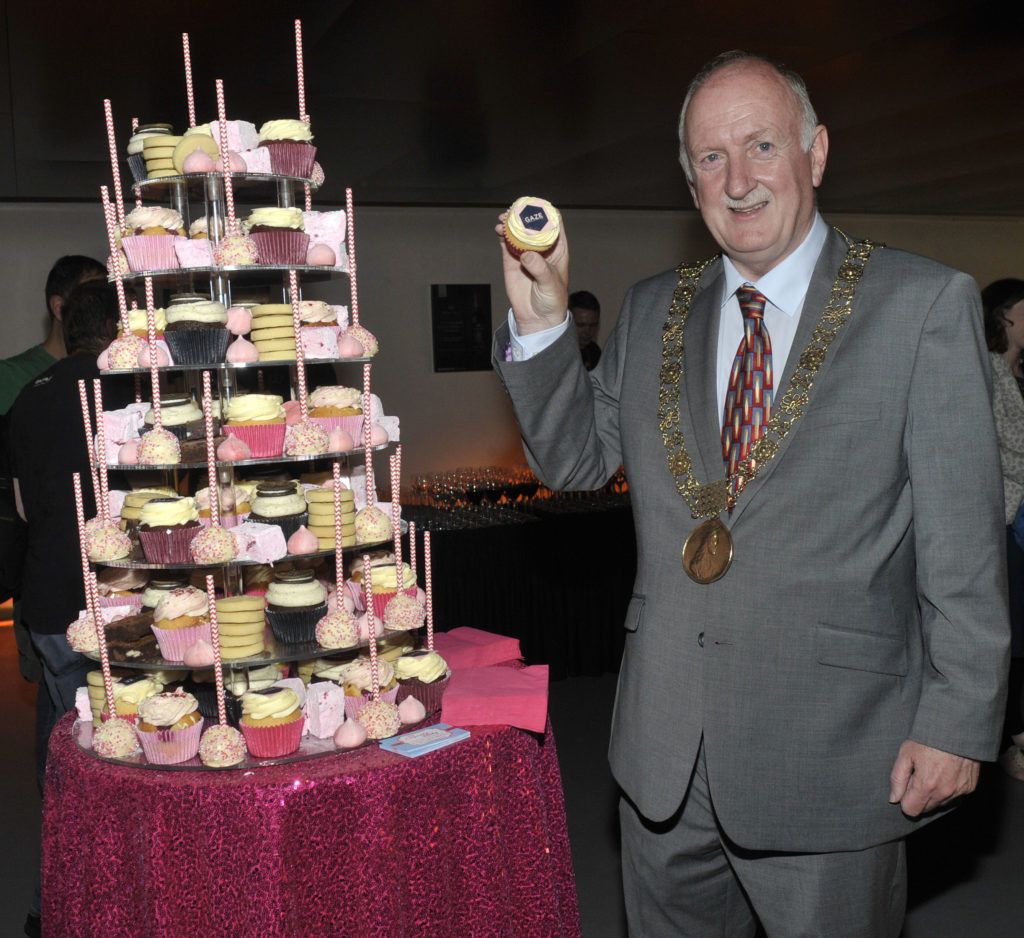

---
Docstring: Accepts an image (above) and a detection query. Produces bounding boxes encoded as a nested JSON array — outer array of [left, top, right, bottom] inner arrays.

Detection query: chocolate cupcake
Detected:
[[145, 395, 204, 442], [137, 496, 201, 564], [248, 481, 308, 539], [264, 569, 327, 644], [244, 206, 309, 264], [162, 294, 230, 365]]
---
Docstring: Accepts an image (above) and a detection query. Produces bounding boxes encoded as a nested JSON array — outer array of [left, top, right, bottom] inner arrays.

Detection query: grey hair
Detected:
[[677, 51, 819, 183]]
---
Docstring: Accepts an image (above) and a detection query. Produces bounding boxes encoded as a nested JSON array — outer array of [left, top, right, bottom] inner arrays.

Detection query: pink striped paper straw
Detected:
[[78, 379, 99, 498], [346, 188, 359, 325], [202, 371, 220, 527], [362, 554, 380, 700], [92, 379, 110, 521], [100, 186, 130, 334], [294, 19, 306, 120], [130, 117, 142, 209], [408, 520, 417, 587], [206, 575, 228, 725], [390, 452, 402, 589], [424, 530, 434, 651], [288, 270, 309, 419], [182, 33, 196, 129], [102, 99, 125, 229], [333, 461, 343, 559], [362, 365, 374, 505], [73, 472, 115, 715], [215, 80, 237, 235], [144, 277, 162, 429]]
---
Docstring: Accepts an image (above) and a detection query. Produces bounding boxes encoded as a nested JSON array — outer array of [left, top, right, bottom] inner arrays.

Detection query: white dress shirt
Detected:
[[716, 213, 829, 418]]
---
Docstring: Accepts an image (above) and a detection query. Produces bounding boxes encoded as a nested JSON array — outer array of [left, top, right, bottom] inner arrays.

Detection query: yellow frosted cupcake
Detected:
[[503, 196, 561, 257]]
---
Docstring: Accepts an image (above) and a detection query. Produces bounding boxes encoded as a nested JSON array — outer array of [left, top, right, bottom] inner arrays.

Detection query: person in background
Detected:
[[0, 255, 107, 690], [983, 277, 1024, 780], [569, 290, 602, 370], [8, 279, 131, 938]]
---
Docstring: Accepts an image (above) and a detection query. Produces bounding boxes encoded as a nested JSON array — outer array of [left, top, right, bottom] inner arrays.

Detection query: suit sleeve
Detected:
[[492, 286, 636, 491], [907, 273, 1010, 761]]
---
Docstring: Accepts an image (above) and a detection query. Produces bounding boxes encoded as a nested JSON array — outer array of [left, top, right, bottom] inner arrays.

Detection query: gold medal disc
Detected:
[[682, 518, 733, 584]]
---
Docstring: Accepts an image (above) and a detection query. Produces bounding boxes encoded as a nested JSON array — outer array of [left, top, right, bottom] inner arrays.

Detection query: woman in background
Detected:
[[983, 278, 1024, 780]]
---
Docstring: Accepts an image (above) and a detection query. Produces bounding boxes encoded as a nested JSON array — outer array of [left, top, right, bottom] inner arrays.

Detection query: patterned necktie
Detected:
[[721, 285, 773, 497]]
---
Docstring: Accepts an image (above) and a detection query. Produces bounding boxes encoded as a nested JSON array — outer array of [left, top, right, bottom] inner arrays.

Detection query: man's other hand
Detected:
[[889, 740, 979, 817]]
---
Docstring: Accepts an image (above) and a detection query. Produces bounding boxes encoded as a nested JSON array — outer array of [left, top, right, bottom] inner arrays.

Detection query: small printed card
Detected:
[[379, 723, 470, 759]]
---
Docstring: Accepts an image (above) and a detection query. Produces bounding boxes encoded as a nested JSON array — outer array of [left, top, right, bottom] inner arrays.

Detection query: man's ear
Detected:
[[48, 295, 64, 321]]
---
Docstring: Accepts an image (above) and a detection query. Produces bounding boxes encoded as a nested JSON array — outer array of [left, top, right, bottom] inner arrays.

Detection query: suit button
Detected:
[[697, 632, 705, 647]]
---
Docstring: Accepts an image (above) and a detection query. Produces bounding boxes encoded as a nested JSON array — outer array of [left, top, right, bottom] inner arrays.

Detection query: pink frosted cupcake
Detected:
[[244, 206, 309, 265], [258, 119, 317, 178], [239, 687, 304, 757], [136, 690, 204, 765], [307, 384, 364, 439], [120, 206, 185, 271], [151, 586, 212, 662], [223, 393, 287, 457]]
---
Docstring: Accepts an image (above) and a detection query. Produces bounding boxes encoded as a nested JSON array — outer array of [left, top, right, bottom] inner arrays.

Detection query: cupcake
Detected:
[[257, 119, 316, 178], [224, 393, 287, 457], [264, 569, 327, 644], [197, 484, 251, 528], [503, 196, 561, 257], [299, 300, 337, 327], [162, 294, 230, 365], [393, 650, 450, 713], [96, 567, 148, 609], [136, 690, 204, 765], [121, 306, 168, 339], [308, 385, 363, 438], [120, 206, 185, 271], [319, 656, 398, 721], [137, 496, 200, 564], [140, 576, 189, 609], [144, 395, 203, 441], [184, 671, 244, 727], [188, 216, 225, 241], [239, 686, 304, 757], [248, 481, 308, 539], [99, 673, 164, 724], [354, 560, 418, 620], [244, 207, 309, 265], [151, 586, 212, 662]]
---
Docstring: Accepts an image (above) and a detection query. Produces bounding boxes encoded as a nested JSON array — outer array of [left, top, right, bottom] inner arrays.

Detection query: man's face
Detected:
[[572, 307, 600, 348], [684, 62, 828, 281]]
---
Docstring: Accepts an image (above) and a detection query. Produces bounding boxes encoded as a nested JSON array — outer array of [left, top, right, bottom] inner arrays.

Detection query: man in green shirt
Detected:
[[0, 255, 107, 689]]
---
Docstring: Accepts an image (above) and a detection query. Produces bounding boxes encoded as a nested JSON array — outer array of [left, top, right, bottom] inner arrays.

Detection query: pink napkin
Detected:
[[441, 664, 548, 733], [433, 627, 522, 670]]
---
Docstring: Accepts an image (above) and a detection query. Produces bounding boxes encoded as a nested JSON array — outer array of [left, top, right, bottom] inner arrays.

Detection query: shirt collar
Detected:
[[720, 212, 829, 317]]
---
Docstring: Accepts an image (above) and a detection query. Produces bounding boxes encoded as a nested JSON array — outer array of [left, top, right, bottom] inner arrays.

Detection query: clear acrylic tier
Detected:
[[100, 355, 372, 376], [103, 440, 392, 471]]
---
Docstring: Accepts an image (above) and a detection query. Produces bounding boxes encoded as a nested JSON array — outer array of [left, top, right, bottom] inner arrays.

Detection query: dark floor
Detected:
[[3, 631, 1023, 937]]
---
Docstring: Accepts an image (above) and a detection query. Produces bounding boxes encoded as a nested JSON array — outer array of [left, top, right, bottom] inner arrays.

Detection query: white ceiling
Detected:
[[2, 0, 1022, 215]]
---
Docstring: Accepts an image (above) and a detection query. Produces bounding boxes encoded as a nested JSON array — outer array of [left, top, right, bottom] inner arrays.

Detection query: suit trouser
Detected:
[[620, 741, 906, 937]]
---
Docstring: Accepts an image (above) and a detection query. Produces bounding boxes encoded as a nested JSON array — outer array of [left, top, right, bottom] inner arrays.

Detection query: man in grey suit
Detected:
[[494, 51, 1009, 935]]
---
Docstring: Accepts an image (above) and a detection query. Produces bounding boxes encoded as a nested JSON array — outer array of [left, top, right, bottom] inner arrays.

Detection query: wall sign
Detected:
[[430, 283, 493, 373]]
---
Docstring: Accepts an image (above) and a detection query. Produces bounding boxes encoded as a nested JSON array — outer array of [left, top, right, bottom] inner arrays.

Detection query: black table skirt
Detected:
[[405, 499, 636, 680]]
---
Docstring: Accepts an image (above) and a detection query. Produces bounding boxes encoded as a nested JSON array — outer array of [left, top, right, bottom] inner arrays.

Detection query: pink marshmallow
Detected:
[[117, 440, 140, 465], [217, 434, 252, 461], [305, 682, 347, 739], [328, 428, 355, 452], [226, 335, 259, 364], [287, 525, 319, 555], [226, 305, 253, 336]]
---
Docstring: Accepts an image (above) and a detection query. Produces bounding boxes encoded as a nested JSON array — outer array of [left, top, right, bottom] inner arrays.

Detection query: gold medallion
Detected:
[[682, 518, 733, 584]]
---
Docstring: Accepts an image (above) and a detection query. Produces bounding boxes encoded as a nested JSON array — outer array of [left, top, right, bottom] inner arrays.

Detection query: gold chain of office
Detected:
[[657, 230, 880, 520]]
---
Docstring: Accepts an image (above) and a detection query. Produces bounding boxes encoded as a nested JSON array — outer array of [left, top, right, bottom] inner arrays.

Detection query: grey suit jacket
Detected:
[[495, 227, 1010, 852]]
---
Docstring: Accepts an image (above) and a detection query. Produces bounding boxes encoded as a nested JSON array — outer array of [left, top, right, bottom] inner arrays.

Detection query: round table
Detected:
[[43, 713, 580, 937]]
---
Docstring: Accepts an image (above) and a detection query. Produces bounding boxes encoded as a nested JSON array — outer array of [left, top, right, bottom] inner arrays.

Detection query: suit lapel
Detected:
[[682, 262, 726, 485], [726, 228, 852, 527]]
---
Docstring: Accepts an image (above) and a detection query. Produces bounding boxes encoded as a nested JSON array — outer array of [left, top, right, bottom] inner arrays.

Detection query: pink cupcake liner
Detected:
[[151, 620, 212, 662], [241, 715, 304, 758], [395, 673, 450, 714], [370, 585, 419, 621], [99, 710, 139, 725], [137, 717, 204, 765], [121, 235, 181, 272], [223, 422, 286, 458], [309, 415, 363, 440], [343, 686, 399, 721], [98, 595, 144, 610], [138, 525, 201, 563], [249, 230, 310, 265], [260, 141, 317, 178]]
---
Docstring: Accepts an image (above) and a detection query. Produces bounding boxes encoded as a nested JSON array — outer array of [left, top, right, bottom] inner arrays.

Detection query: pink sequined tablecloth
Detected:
[[43, 713, 580, 937]]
